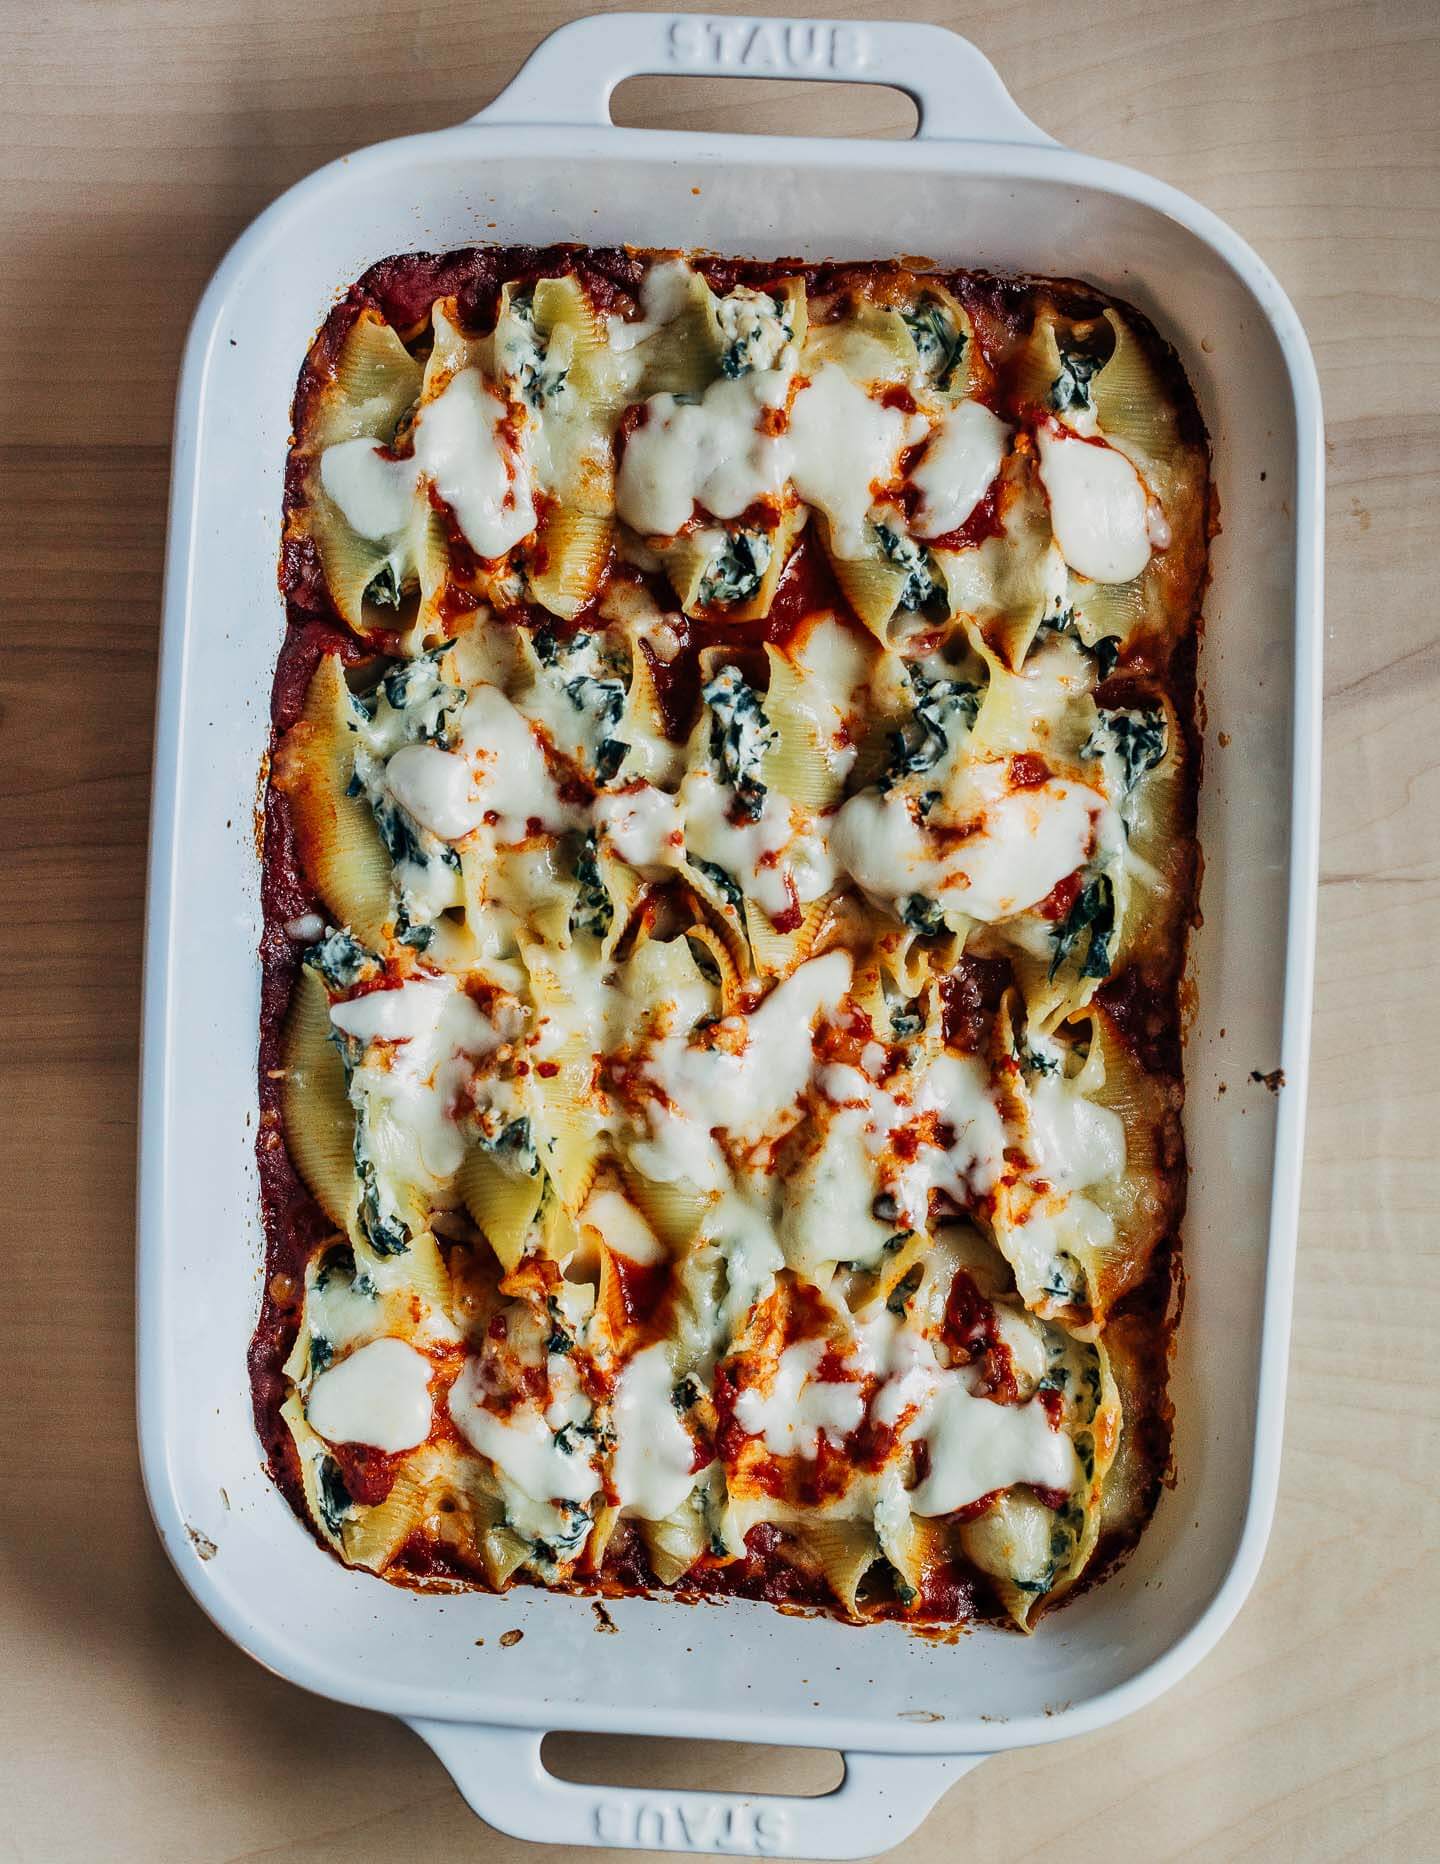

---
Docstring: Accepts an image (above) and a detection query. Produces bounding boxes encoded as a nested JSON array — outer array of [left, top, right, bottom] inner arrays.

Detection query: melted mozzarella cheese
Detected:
[[578, 1185, 665, 1265], [320, 367, 537, 562], [778, 1104, 891, 1275], [700, 1192, 782, 1342], [907, 1375, 1079, 1515], [331, 976, 508, 1183], [820, 1049, 1007, 1229], [458, 683, 577, 839], [594, 783, 685, 877], [910, 1052, 1008, 1203], [384, 742, 481, 840], [1025, 1067, 1126, 1189], [786, 364, 927, 557], [910, 400, 1010, 539], [320, 439, 416, 540], [831, 762, 1102, 925], [447, 1356, 600, 1504], [643, 951, 852, 1155], [681, 770, 834, 919], [610, 1342, 701, 1517], [617, 370, 791, 536], [305, 1338, 433, 1452], [1035, 424, 1152, 584], [607, 258, 702, 353], [733, 1337, 866, 1459], [857, 1309, 1078, 1513], [415, 369, 536, 561], [828, 789, 934, 906]]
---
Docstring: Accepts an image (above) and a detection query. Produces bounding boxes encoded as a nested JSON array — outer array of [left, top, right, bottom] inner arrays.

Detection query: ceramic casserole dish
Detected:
[[138, 14, 1323, 1856]]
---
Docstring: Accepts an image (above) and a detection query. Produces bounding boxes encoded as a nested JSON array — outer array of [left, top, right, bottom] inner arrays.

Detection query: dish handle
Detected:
[[407, 1718, 983, 1858], [470, 11, 1055, 147]]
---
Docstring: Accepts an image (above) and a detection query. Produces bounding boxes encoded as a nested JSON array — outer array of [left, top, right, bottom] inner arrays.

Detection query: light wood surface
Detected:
[[2, 1, 1437, 1858]]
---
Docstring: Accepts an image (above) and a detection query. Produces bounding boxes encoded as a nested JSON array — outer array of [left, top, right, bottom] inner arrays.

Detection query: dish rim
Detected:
[[137, 21, 1323, 1778]]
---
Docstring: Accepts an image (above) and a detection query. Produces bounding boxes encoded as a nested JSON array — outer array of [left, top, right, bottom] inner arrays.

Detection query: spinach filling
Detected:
[[702, 665, 776, 822], [1047, 872, 1116, 981], [504, 293, 569, 409], [1033, 604, 1120, 680], [1050, 345, 1103, 415], [899, 893, 946, 937], [363, 562, 407, 610], [534, 627, 629, 782], [902, 298, 966, 391], [306, 927, 380, 991], [476, 1115, 539, 1176], [690, 855, 745, 913], [346, 646, 468, 938], [716, 290, 792, 379], [879, 663, 981, 790], [315, 1456, 355, 1537], [569, 831, 613, 940], [875, 523, 942, 611], [1084, 705, 1167, 795], [698, 530, 772, 607]]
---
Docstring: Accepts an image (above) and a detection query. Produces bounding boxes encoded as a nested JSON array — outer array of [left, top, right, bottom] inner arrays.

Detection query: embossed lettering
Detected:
[[667, 18, 705, 62], [677, 1801, 727, 1846], [593, 1798, 634, 1844], [666, 17, 872, 77], [741, 23, 784, 70], [753, 1804, 791, 1853], [633, 1803, 673, 1848], [783, 24, 826, 70]]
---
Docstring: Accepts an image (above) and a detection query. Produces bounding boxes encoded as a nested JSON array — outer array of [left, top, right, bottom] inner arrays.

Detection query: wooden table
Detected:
[[3, 1, 1435, 1857]]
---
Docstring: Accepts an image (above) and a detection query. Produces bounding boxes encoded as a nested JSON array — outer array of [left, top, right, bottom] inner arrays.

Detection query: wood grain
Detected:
[[2, 1, 1436, 1859]]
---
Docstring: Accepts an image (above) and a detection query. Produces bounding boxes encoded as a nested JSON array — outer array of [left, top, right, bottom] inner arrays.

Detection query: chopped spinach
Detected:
[[899, 893, 946, 937], [890, 1001, 924, 1039], [875, 523, 941, 611], [555, 1416, 615, 1457], [315, 1242, 361, 1291], [1019, 1047, 1060, 1077], [698, 530, 772, 607], [902, 299, 966, 391], [354, 1145, 411, 1256], [886, 1262, 924, 1316], [530, 1499, 591, 1567], [1047, 873, 1116, 981], [570, 832, 613, 941], [880, 663, 981, 789], [690, 856, 745, 913], [477, 1115, 539, 1175], [306, 927, 379, 990], [503, 293, 569, 409], [535, 628, 629, 782], [883, 1229, 915, 1254], [374, 644, 463, 747], [364, 562, 406, 610], [1050, 346, 1103, 414], [316, 1456, 354, 1536], [716, 289, 792, 378], [702, 665, 775, 822], [1033, 605, 1120, 680], [394, 905, 435, 951], [672, 1376, 701, 1413], [1084, 705, 1167, 794], [1041, 1250, 1087, 1304]]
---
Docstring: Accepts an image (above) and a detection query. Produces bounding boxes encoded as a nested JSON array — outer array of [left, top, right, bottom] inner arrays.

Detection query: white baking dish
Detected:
[[138, 14, 1322, 1856]]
